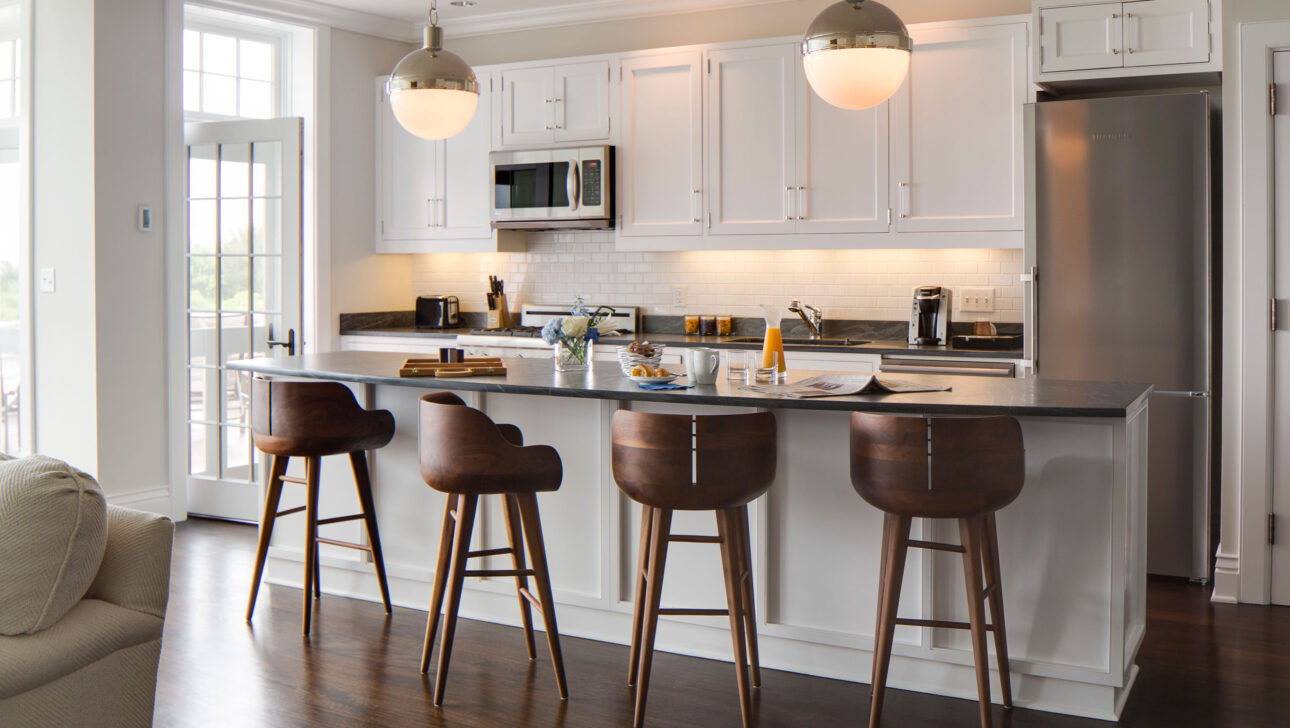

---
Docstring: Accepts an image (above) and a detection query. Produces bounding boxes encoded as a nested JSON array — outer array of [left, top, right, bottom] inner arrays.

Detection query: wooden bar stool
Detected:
[[417, 392, 568, 705], [611, 409, 777, 728], [850, 412, 1025, 728], [246, 377, 395, 635]]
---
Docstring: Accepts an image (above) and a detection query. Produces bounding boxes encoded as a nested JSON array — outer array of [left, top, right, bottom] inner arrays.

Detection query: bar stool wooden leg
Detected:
[[718, 509, 753, 728], [734, 505, 762, 689], [982, 514, 1012, 709], [501, 493, 537, 660], [421, 494, 459, 674], [634, 507, 672, 728], [349, 451, 393, 614], [869, 513, 911, 728], [628, 505, 655, 686], [302, 456, 322, 636], [434, 494, 478, 705], [959, 516, 993, 728], [516, 493, 569, 700], [247, 455, 289, 621], [313, 541, 321, 599]]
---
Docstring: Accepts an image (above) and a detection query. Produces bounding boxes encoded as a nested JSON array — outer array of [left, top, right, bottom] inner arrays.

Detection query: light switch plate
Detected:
[[960, 286, 995, 312], [672, 286, 687, 308], [39, 268, 55, 293]]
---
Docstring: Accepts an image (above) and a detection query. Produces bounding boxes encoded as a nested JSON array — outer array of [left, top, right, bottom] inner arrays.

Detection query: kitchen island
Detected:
[[230, 352, 1150, 720]]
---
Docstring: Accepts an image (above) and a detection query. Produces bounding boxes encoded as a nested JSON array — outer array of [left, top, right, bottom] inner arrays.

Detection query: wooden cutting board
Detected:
[[398, 357, 507, 378]]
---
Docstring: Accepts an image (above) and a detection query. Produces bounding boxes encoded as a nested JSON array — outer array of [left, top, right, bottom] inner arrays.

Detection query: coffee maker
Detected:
[[908, 286, 952, 346]]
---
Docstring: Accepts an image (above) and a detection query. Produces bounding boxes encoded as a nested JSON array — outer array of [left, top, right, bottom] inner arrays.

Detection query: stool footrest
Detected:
[[657, 608, 729, 617], [465, 569, 536, 578], [276, 506, 306, 518], [278, 475, 308, 486], [667, 535, 722, 544], [983, 583, 999, 601], [315, 537, 372, 553], [467, 547, 515, 559], [518, 587, 543, 611], [895, 617, 994, 632], [317, 514, 364, 526], [907, 539, 966, 553]]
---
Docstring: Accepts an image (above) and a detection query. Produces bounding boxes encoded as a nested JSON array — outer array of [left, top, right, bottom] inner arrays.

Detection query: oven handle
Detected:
[[879, 362, 1015, 377], [568, 159, 580, 212]]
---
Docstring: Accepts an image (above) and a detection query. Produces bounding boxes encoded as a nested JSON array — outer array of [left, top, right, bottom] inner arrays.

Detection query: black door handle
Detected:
[[266, 326, 296, 356]]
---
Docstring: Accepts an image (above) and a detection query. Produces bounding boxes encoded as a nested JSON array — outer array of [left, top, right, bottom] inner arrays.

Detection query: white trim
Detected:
[[165, 0, 189, 520], [14, 0, 31, 455], [437, 0, 793, 38], [1224, 19, 1290, 605], [186, 0, 412, 42], [308, 26, 331, 353], [108, 487, 178, 517]]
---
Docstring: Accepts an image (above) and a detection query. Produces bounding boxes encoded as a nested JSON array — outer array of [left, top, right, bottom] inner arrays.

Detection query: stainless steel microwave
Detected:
[[489, 145, 614, 230]]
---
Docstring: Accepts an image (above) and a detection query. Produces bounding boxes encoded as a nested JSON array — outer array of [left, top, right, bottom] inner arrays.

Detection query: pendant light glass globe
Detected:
[[388, 5, 479, 141], [802, 0, 912, 111]]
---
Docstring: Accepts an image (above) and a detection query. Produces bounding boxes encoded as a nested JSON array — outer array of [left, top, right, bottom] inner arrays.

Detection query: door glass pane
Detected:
[[220, 143, 250, 198], [189, 422, 218, 477], [187, 312, 217, 366], [219, 312, 250, 365], [252, 256, 281, 312], [189, 145, 218, 199], [188, 257, 217, 310], [220, 199, 249, 253], [188, 200, 217, 254], [224, 425, 252, 482], [220, 256, 249, 310], [251, 198, 280, 254], [251, 141, 281, 197], [188, 367, 219, 424]]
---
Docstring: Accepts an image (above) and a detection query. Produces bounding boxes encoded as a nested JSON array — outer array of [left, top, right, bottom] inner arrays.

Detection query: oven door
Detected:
[[491, 149, 578, 223]]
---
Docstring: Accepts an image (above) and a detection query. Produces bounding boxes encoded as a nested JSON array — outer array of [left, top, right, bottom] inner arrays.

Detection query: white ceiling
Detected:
[[311, 0, 787, 37]]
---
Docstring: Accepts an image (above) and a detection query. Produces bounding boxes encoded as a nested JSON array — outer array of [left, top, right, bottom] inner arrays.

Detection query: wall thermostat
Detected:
[[137, 205, 153, 232]]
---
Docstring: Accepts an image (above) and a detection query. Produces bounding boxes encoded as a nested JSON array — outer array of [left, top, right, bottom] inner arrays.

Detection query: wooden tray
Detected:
[[398, 357, 507, 378]]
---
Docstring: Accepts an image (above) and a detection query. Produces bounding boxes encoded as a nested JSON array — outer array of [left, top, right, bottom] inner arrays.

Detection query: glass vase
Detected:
[[553, 340, 593, 373]]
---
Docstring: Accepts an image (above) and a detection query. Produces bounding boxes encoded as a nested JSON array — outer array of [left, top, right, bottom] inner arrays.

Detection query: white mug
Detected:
[[684, 348, 720, 385]]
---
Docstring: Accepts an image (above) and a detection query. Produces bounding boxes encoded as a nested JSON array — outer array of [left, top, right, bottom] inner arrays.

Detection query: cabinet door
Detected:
[[892, 21, 1027, 233], [1039, 3, 1125, 73], [376, 76, 439, 242], [1123, 0, 1209, 67], [707, 45, 797, 235], [794, 56, 890, 234], [500, 66, 554, 146], [440, 70, 493, 240], [554, 61, 610, 142], [619, 52, 704, 238]]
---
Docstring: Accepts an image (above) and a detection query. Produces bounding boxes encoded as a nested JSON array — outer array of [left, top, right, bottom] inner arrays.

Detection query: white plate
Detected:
[[628, 374, 681, 385]]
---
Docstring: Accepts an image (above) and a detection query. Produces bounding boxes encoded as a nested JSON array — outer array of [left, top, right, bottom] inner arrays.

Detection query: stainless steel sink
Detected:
[[726, 337, 870, 347]]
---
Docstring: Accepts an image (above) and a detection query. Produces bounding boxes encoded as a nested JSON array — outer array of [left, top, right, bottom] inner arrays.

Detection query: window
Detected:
[[182, 25, 281, 120], [0, 0, 26, 455], [0, 36, 18, 121]]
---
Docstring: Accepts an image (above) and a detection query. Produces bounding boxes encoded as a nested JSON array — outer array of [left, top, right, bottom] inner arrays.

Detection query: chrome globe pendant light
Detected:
[[387, 0, 479, 140], [801, 0, 912, 111]]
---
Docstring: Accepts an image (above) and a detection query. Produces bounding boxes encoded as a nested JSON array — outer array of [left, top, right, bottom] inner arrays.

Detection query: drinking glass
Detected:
[[726, 350, 749, 381], [754, 350, 779, 383]]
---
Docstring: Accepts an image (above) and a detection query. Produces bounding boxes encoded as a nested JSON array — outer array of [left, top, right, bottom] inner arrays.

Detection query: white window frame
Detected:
[[0, 0, 32, 456], [182, 13, 292, 122]]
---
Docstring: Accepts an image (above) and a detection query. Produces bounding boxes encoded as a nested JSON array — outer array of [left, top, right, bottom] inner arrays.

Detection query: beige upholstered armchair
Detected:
[[0, 457, 175, 728]]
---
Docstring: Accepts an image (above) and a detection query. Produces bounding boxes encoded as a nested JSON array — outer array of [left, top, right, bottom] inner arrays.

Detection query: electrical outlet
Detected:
[[39, 268, 55, 294], [960, 286, 995, 312], [672, 286, 687, 308]]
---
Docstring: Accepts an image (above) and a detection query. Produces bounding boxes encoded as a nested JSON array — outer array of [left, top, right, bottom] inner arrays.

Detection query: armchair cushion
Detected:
[[0, 456, 107, 635]]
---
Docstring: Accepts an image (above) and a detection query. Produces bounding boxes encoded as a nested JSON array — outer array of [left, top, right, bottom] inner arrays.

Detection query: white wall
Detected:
[[32, 0, 170, 508]]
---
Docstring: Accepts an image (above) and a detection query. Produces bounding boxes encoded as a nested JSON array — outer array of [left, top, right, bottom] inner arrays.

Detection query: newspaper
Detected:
[[739, 374, 951, 399]]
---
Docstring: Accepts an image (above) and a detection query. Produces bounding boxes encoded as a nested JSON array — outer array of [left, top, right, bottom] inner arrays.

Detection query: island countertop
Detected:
[[230, 351, 1150, 418]]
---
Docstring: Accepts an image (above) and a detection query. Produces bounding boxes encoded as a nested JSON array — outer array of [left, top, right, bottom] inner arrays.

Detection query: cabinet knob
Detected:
[[1111, 12, 1119, 18], [1112, 48, 1121, 55], [1126, 47, 1135, 54]]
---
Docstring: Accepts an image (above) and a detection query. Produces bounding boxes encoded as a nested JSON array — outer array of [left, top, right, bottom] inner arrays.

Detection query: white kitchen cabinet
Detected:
[[795, 58, 891, 234], [1037, 0, 1212, 76], [374, 72, 523, 254], [891, 20, 1027, 233], [618, 51, 705, 238], [499, 61, 610, 147], [707, 45, 797, 235]]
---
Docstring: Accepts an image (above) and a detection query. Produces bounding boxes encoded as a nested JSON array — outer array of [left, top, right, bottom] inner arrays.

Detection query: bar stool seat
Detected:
[[850, 412, 1025, 728], [418, 392, 568, 706], [246, 378, 395, 636], [612, 409, 777, 728]]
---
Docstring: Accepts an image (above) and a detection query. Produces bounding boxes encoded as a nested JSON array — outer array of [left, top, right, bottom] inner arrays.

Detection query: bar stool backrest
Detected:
[[250, 377, 394, 457], [850, 412, 1025, 519], [418, 392, 562, 495], [611, 410, 777, 511]]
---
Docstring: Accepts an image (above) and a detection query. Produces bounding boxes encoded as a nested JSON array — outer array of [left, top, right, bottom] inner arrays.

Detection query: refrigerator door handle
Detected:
[[1153, 390, 1210, 398], [1022, 266, 1037, 374]]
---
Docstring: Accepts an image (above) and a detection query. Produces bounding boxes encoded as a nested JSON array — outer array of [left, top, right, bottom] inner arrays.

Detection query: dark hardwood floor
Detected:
[[154, 518, 1290, 728]]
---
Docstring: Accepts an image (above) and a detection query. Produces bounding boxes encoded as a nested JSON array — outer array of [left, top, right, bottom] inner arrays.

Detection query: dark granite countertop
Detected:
[[230, 351, 1149, 418], [338, 328, 1023, 359]]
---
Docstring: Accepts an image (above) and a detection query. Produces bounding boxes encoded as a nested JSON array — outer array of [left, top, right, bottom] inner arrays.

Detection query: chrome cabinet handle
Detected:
[[899, 182, 910, 219], [692, 189, 701, 223], [427, 198, 434, 227], [797, 186, 806, 220], [555, 97, 565, 130], [785, 186, 794, 220]]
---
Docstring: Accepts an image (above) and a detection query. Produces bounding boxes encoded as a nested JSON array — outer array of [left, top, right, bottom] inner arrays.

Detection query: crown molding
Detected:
[[437, 0, 794, 39], [187, 0, 417, 43]]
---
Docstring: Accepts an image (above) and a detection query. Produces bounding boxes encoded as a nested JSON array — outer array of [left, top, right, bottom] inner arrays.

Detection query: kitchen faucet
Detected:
[[788, 300, 823, 339]]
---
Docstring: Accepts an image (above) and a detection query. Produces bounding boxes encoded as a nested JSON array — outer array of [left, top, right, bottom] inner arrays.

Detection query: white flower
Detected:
[[561, 316, 589, 340]]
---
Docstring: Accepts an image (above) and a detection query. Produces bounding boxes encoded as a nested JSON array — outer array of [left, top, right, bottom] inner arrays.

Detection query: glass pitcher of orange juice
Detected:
[[760, 305, 787, 378]]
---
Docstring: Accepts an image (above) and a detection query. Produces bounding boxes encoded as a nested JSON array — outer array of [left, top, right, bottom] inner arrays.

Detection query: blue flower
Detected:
[[586, 327, 601, 343], [540, 319, 564, 345]]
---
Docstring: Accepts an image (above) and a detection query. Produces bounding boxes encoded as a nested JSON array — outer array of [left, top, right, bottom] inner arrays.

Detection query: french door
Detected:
[[184, 118, 302, 521], [1273, 51, 1290, 605]]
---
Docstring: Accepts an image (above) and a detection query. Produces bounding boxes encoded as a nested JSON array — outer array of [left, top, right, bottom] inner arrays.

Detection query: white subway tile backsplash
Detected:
[[408, 232, 1025, 323]]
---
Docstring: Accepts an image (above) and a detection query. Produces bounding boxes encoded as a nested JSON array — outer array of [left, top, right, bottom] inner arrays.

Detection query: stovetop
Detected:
[[468, 326, 543, 338]]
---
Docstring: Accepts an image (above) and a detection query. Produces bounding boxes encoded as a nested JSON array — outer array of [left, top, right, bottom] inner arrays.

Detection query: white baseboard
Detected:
[[1211, 550, 1240, 604], [107, 487, 174, 518]]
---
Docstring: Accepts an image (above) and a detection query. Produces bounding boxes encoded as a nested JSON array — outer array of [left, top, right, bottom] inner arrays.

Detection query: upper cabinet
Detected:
[[1036, 0, 1216, 81], [892, 21, 1027, 233], [619, 52, 705, 238], [374, 71, 523, 254], [498, 61, 611, 147]]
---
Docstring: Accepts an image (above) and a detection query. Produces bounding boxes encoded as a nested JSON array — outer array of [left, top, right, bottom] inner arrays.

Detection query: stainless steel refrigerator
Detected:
[[1024, 93, 1214, 580]]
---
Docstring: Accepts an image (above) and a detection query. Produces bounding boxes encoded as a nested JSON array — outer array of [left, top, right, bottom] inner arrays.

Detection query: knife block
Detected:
[[487, 293, 512, 328]]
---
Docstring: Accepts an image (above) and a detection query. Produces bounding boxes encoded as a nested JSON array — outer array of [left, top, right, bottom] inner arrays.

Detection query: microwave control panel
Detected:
[[582, 160, 602, 207]]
